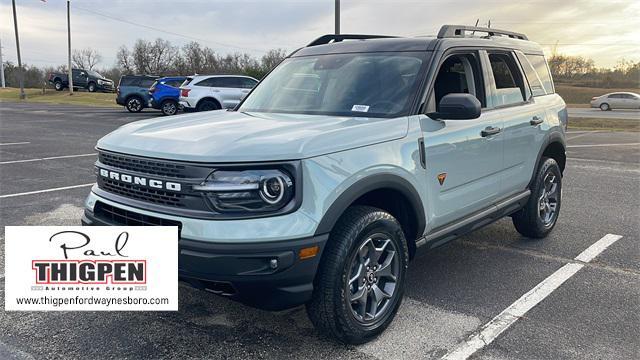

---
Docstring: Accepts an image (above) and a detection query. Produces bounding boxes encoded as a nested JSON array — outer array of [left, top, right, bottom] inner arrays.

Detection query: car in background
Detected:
[[149, 76, 187, 116], [179, 75, 258, 112], [48, 68, 114, 92], [590, 92, 640, 111], [116, 75, 158, 112]]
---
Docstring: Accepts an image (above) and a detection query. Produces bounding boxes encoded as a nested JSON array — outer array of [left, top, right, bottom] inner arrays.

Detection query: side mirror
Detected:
[[428, 93, 481, 120]]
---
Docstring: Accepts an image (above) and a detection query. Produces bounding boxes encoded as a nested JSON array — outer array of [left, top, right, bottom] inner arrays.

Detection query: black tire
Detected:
[[88, 82, 97, 92], [600, 103, 610, 111], [54, 80, 63, 91], [160, 99, 179, 116], [196, 99, 220, 112], [512, 157, 562, 238], [306, 205, 409, 344], [125, 96, 144, 113]]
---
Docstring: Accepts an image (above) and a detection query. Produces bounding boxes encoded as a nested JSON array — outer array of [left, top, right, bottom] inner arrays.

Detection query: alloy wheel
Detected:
[[346, 233, 400, 323], [538, 172, 559, 226]]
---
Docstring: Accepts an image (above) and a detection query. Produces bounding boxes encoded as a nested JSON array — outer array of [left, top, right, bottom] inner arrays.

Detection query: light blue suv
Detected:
[[82, 25, 567, 343]]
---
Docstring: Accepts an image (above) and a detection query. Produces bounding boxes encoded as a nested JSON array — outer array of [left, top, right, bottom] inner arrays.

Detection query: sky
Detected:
[[1, 0, 639, 69]]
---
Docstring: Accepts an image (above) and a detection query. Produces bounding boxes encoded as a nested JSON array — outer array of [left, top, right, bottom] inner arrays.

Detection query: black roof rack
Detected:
[[437, 25, 528, 41], [307, 34, 399, 47]]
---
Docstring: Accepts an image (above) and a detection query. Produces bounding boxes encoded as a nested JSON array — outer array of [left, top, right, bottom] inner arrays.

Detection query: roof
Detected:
[[293, 25, 545, 57]]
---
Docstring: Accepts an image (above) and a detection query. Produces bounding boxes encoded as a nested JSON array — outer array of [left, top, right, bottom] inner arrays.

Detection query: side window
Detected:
[[139, 79, 156, 88], [525, 54, 554, 94], [239, 78, 258, 89], [167, 80, 183, 87], [429, 52, 485, 112], [487, 53, 526, 107], [608, 94, 622, 99], [195, 78, 215, 87], [516, 52, 546, 97]]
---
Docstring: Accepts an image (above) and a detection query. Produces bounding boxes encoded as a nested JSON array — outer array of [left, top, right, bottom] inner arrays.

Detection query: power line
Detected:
[[73, 6, 271, 53]]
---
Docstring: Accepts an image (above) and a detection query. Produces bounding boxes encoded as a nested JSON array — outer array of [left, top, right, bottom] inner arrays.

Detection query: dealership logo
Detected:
[[98, 168, 182, 191], [32, 230, 146, 285]]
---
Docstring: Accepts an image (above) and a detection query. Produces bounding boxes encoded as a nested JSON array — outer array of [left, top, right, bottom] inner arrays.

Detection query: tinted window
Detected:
[[608, 94, 623, 99], [139, 78, 156, 88], [488, 53, 526, 107], [164, 79, 183, 87], [525, 54, 554, 94], [196, 77, 231, 87], [516, 52, 546, 97], [431, 53, 485, 111], [238, 77, 258, 89]]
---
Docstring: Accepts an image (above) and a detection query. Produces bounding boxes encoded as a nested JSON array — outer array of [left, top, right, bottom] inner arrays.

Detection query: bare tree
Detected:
[[72, 47, 102, 70], [116, 46, 134, 74], [261, 49, 287, 73]]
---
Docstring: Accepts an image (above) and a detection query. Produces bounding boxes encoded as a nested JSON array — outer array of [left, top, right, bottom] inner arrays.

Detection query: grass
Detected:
[[0, 87, 118, 108], [568, 117, 639, 132], [556, 84, 640, 106]]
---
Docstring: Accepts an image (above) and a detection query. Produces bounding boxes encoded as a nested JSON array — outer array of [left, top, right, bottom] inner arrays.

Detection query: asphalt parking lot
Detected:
[[0, 101, 639, 359]]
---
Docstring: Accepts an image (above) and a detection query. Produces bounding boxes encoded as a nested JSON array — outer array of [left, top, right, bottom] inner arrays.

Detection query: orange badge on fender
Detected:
[[437, 173, 447, 186]]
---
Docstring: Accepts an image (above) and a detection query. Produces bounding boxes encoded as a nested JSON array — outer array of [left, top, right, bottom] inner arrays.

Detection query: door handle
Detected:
[[481, 126, 501, 137], [530, 116, 543, 126]]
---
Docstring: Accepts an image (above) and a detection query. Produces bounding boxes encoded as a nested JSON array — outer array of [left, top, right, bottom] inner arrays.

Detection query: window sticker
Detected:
[[351, 104, 370, 112]]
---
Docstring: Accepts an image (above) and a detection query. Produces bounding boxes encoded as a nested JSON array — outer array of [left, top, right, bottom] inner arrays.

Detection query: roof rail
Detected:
[[307, 34, 398, 47], [437, 25, 528, 41]]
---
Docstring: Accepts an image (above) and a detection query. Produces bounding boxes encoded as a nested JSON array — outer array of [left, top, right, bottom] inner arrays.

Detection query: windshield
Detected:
[[238, 52, 428, 118], [87, 70, 104, 78]]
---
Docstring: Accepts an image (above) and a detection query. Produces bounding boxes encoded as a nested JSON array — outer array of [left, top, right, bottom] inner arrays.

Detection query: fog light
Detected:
[[269, 259, 278, 269], [299, 246, 319, 260]]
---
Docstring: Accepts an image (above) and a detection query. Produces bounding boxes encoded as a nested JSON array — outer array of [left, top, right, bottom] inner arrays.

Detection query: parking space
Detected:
[[0, 101, 638, 359]]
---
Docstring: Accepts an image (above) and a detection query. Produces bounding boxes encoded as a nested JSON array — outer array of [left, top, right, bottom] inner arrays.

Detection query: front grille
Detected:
[[101, 178, 186, 207], [94, 201, 182, 230], [99, 152, 187, 178]]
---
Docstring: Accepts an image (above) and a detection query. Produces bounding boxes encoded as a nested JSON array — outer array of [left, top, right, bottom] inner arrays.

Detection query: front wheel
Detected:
[[600, 103, 610, 111], [512, 157, 562, 238], [160, 99, 179, 116], [88, 82, 97, 92], [306, 206, 408, 344]]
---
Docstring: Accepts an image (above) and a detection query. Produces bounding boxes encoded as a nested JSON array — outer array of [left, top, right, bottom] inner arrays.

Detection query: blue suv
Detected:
[[149, 76, 187, 116], [116, 75, 158, 112]]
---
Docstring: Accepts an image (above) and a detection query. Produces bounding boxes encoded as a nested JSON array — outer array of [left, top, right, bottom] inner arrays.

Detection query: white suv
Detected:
[[179, 75, 258, 112]]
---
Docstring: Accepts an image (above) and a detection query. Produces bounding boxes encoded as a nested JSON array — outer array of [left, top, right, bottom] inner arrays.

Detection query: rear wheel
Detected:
[[306, 206, 408, 344], [125, 97, 143, 113], [600, 103, 610, 111], [54, 80, 63, 91], [196, 99, 220, 112], [160, 99, 179, 116], [512, 157, 562, 238]]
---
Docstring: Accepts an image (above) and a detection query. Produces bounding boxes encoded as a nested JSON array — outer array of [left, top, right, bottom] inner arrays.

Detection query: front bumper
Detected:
[[82, 199, 327, 311]]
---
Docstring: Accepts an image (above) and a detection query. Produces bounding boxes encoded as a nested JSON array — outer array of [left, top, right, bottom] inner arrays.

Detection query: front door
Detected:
[[420, 51, 504, 230]]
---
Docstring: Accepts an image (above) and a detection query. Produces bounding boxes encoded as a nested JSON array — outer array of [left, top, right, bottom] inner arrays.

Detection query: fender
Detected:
[[528, 130, 566, 188], [314, 174, 426, 238]]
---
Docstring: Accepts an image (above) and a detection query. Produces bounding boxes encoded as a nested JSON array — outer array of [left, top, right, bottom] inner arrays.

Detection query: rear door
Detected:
[[489, 51, 547, 196]]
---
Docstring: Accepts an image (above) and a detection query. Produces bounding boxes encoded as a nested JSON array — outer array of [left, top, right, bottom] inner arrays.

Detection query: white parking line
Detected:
[[0, 183, 94, 199], [442, 234, 623, 360], [566, 131, 599, 141], [567, 143, 640, 148], [0, 153, 96, 165], [0, 142, 30, 146]]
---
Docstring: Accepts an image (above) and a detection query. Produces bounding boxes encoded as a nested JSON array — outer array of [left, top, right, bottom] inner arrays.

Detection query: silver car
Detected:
[[590, 92, 640, 111]]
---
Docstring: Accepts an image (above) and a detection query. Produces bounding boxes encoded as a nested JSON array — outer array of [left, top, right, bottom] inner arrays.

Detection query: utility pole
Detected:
[[0, 37, 6, 88], [67, 0, 73, 95], [11, 0, 25, 99], [335, 0, 340, 35]]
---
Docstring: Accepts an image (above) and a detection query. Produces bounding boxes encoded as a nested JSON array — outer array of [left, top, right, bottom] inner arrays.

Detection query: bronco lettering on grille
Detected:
[[99, 168, 182, 192]]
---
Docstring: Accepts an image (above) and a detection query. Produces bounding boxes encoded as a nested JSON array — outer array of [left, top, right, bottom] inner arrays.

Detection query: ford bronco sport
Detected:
[[82, 25, 567, 343]]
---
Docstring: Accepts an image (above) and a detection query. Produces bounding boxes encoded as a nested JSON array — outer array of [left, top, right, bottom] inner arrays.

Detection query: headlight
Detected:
[[97, 79, 104, 85], [193, 169, 295, 214]]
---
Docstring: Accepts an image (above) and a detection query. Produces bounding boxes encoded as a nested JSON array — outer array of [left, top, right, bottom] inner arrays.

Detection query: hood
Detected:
[[97, 110, 408, 162]]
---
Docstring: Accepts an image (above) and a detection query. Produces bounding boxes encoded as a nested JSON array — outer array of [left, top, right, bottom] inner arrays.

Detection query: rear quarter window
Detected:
[[525, 54, 554, 94]]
